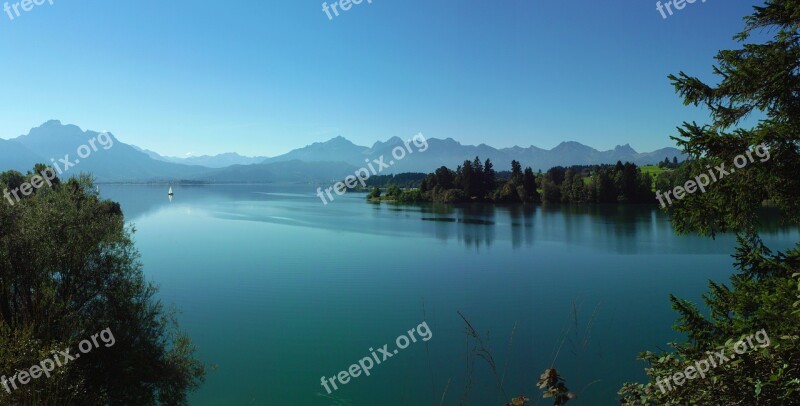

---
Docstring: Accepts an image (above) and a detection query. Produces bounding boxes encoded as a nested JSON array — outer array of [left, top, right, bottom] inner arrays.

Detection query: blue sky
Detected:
[[0, 0, 762, 157]]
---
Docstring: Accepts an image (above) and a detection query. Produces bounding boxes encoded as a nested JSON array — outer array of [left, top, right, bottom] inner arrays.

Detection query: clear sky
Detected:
[[0, 0, 763, 157]]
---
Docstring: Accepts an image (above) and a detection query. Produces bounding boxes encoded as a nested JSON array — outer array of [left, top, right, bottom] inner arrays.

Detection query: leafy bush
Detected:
[[368, 186, 381, 200], [0, 171, 206, 405]]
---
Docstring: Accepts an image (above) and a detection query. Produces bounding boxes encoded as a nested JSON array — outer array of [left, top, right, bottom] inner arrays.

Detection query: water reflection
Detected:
[[100, 184, 799, 254]]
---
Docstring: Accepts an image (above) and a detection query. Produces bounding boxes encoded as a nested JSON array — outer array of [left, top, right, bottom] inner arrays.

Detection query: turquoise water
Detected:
[[101, 185, 798, 405]]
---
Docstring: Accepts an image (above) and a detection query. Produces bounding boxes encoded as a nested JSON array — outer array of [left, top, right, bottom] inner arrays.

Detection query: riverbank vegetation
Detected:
[[0, 168, 206, 404], [367, 159, 657, 204]]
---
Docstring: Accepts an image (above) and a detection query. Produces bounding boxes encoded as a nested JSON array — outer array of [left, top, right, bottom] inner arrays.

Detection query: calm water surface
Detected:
[[101, 184, 799, 406]]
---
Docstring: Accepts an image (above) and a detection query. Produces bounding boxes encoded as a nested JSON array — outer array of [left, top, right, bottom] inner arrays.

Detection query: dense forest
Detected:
[[367, 158, 656, 204], [361, 172, 428, 189]]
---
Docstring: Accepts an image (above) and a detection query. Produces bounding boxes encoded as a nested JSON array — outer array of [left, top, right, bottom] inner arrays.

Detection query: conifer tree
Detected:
[[621, 2, 800, 403]]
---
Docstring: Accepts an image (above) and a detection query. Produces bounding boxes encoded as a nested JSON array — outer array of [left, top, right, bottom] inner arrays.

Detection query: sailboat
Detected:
[[168, 186, 174, 196]]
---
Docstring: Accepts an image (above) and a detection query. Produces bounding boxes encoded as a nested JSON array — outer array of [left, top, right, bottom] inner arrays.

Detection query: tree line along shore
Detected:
[[361, 157, 684, 205]]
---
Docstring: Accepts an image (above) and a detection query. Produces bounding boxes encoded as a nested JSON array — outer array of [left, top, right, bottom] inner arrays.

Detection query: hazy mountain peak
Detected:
[[371, 136, 404, 150], [614, 143, 638, 154], [24, 119, 84, 139], [323, 135, 355, 145], [41, 119, 63, 127], [553, 141, 595, 151], [440, 137, 462, 146], [215, 152, 248, 158], [556, 141, 581, 146]]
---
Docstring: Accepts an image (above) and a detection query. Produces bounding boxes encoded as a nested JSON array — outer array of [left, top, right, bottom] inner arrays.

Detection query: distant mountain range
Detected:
[[0, 120, 686, 183], [262, 135, 685, 175], [133, 147, 269, 168]]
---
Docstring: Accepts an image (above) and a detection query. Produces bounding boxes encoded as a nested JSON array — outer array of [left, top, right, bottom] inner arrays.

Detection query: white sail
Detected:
[[168, 186, 173, 195]]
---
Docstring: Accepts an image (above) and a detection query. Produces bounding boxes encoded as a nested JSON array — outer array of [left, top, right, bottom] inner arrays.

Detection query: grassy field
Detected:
[[640, 165, 668, 178], [640, 165, 670, 190], [573, 165, 671, 189]]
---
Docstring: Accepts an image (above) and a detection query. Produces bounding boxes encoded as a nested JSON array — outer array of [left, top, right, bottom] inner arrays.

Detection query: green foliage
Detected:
[[620, 2, 800, 404], [665, 2, 800, 236], [398, 189, 424, 202], [644, 164, 667, 177], [494, 182, 522, 203], [0, 170, 25, 193], [539, 163, 654, 204], [0, 324, 81, 405], [384, 158, 535, 203], [435, 166, 456, 190], [484, 159, 498, 193], [657, 157, 681, 169], [385, 185, 402, 199], [373, 159, 657, 205], [541, 173, 561, 203], [511, 160, 523, 184], [619, 239, 800, 405], [522, 168, 540, 203], [0, 170, 206, 405], [368, 186, 381, 200], [362, 173, 427, 189]]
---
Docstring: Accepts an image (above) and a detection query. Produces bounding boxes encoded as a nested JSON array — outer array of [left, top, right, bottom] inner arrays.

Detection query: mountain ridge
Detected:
[[0, 121, 687, 183], [133, 147, 270, 168]]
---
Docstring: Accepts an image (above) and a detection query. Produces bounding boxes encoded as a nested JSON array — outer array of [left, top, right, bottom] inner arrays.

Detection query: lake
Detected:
[[100, 184, 799, 405]]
